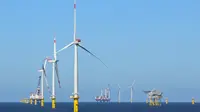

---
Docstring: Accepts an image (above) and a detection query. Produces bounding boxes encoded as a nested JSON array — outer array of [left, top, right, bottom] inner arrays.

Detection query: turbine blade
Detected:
[[42, 66, 46, 76], [77, 44, 108, 68], [118, 84, 120, 88], [56, 42, 74, 54], [41, 57, 52, 95], [131, 80, 135, 87], [42, 64, 45, 71], [43, 57, 49, 69], [43, 70, 52, 95], [55, 61, 61, 88]]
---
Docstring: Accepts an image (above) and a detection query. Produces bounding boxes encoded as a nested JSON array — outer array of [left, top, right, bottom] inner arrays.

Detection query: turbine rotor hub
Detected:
[[48, 59, 56, 63], [76, 38, 81, 42], [75, 38, 81, 44]]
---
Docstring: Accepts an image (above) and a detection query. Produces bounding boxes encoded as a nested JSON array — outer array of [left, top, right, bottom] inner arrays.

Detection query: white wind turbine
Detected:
[[128, 80, 135, 103], [38, 57, 52, 96], [47, 37, 61, 109], [118, 84, 121, 103], [38, 57, 52, 106], [56, 0, 107, 111]]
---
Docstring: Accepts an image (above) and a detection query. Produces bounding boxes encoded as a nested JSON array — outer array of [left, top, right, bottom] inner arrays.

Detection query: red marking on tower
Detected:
[[74, 4, 76, 9], [54, 39, 56, 43]]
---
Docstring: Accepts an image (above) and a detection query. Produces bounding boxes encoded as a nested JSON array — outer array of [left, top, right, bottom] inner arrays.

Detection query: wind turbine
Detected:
[[118, 84, 120, 103], [107, 84, 111, 101], [38, 57, 52, 107], [56, 0, 107, 111], [48, 37, 61, 109], [128, 80, 135, 103]]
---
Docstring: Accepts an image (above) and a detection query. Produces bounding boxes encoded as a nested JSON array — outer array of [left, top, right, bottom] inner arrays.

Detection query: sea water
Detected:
[[0, 102, 200, 112]]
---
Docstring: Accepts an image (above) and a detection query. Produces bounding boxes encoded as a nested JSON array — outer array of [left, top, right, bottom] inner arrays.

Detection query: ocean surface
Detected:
[[1, 102, 200, 112]]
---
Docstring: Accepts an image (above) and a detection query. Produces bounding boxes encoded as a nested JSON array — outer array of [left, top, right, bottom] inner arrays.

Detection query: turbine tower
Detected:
[[108, 84, 111, 100], [118, 84, 120, 103], [48, 37, 61, 109], [129, 80, 135, 103], [56, 0, 107, 111]]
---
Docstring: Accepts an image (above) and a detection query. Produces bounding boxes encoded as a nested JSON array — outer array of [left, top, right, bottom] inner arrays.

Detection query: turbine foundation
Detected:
[[52, 98, 56, 109], [41, 98, 44, 107], [192, 98, 195, 105], [165, 98, 168, 104], [71, 95, 79, 112], [30, 99, 33, 104], [34, 99, 37, 105]]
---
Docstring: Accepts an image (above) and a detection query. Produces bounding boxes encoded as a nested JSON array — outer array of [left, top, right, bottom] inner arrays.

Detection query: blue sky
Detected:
[[0, 0, 200, 102]]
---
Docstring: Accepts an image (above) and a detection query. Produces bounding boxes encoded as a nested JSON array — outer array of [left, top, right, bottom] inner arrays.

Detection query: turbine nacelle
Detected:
[[38, 69, 43, 72], [48, 59, 58, 63], [76, 38, 81, 42], [128, 80, 135, 89], [45, 57, 52, 60], [74, 39, 81, 44]]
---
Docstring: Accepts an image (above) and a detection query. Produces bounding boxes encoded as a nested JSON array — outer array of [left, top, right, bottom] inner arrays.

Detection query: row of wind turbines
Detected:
[[30, 33, 106, 109], [117, 80, 136, 103], [26, 0, 107, 111]]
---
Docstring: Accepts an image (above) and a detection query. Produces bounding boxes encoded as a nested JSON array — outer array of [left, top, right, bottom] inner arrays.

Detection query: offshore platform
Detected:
[[20, 98, 29, 103], [144, 88, 163, 106], [29, 76, 43, 105], [95, 85, 111, 102]]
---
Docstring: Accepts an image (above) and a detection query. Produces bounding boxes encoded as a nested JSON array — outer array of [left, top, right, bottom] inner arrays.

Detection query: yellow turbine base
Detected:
[[30, 99, 33, 105], [166, 100, 168, 104], [52, 98, 56, 109], [192, 99, 195, 105], [34, 99, 37, 105], [74, 98, 79, 112], [41, 99, 44, 107]]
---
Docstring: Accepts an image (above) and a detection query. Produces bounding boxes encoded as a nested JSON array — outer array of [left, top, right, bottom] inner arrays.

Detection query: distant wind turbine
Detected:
[[47, 37, 61, 109], [118, 84, 120, 103], [128, 80, 135, 103], [38, 57, 52, 107]]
